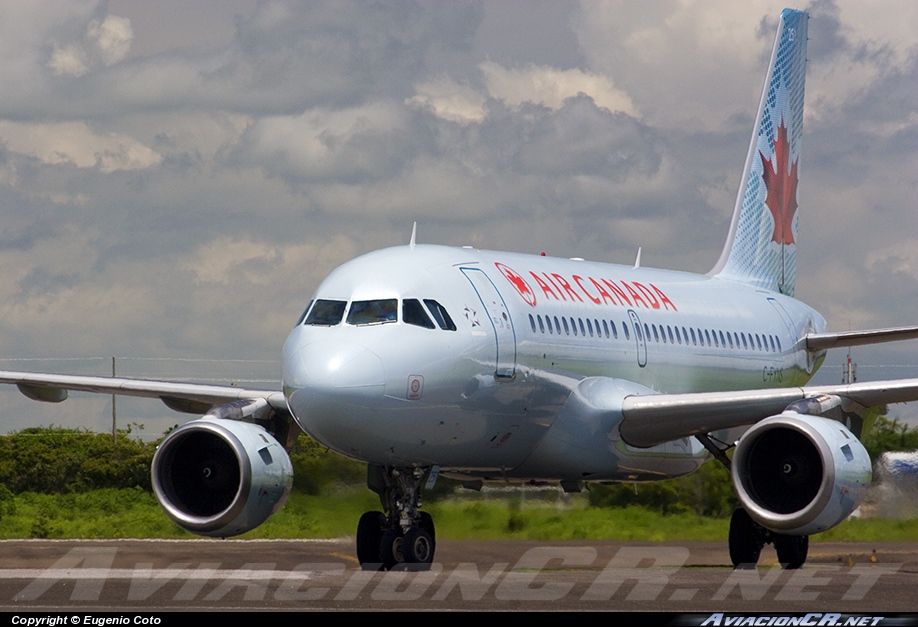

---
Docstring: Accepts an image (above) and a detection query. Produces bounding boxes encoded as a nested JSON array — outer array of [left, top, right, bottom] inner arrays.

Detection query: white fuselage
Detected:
[[282, 244, 826, 482]]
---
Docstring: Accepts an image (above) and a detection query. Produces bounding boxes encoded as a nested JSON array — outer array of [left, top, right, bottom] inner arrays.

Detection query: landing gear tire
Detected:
[[729, 508, 764, 569], [775, 533, 809, 569], [418, 511, 436, 543], [380, 528, 405, 571], [403, 527, 435, 567], [364, 464, 437, 570], [356, 511, 386, 570]]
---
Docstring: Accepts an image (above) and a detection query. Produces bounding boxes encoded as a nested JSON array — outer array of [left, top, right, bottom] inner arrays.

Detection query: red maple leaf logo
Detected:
[[495, 262, 536, 306], [759, 120, 799, 246]]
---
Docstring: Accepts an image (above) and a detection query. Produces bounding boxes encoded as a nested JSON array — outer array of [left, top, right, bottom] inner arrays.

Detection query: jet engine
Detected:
[[152, 417, 293, 537], [731, 413, 871, 536]]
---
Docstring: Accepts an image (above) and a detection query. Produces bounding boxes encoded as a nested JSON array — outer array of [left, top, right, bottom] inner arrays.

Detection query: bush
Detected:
[[588, 460, 736, 517], [289, 433, 366, 495], [861, 415, 918, 463], [0, 426, 156, 493]]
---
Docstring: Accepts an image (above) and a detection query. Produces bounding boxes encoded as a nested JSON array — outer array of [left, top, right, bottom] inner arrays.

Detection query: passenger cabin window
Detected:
[[304, 299, 346, 326], [347, 299, 398, 326], [403, 299, 435, 329], [424, 299, 457, 331]]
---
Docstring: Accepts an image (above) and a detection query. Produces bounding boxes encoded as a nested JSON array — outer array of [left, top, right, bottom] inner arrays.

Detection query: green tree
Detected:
[[288, 433, 366, 495], [0, 426, 156, 493], [861, 415, 918, 462], [588, 460, 736, 517]]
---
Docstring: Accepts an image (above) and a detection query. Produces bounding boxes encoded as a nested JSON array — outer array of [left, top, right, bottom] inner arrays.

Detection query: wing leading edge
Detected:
[[620, 377, 918, 448], [805, 325, 918, 351], [0, 370, 287, 416]]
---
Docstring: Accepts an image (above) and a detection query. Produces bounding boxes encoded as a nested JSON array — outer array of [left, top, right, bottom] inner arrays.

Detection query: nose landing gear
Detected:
[[356, 464, 436, 571]]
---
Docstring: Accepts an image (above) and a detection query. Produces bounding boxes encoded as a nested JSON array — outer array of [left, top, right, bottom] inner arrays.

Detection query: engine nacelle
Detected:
[[732, 413, 871, 536], [152, 417, 293, 537]]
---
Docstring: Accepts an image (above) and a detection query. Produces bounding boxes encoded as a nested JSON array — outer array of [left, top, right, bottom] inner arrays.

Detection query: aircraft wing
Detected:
[[619, 377, 918, 447], [0, 370, 287, 416], [806, 326, 918, 351]]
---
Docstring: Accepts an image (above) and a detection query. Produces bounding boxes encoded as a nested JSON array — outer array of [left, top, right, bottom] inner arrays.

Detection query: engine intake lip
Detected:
[[152, 420, 253, 534], [733, 414, 835, 532]]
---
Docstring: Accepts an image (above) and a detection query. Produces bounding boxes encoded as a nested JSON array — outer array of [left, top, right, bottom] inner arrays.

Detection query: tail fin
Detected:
[[710, 8, 808, 296]]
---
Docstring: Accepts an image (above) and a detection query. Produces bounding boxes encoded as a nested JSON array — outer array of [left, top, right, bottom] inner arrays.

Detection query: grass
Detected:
[[425, 497, 731, 541], [0, 487, 915, 542], [818, 517, 918, 542]]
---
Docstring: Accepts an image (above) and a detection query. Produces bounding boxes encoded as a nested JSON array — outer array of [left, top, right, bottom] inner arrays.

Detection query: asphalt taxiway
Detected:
[[0, 539, 915, 612]]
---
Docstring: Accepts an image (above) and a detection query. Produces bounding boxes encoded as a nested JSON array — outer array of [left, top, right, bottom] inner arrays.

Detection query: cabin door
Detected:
[[461, 267, 517, 379]]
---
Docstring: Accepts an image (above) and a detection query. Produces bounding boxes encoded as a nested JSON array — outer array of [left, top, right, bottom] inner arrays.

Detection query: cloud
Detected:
[[86, 15, 133, 65], [572, 0, 782, 129], [185, 234, 358, 288], [231, 102, 417, 184], [48, 14, 133, 77], [3, 2, 484, 119], [0, 0, 915, 433], [47, 43, 89, 78], [406, 63, 638, 125], [0, 121, 160, 172], [511, 95, 654, 177], [480, 62, 638, 116], [406, 78, 487, 124]]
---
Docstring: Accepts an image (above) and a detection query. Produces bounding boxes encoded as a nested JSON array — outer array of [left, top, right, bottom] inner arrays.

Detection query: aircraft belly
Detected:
[[347, 364, 568, 467], [340, 404, 551, 468], [505, 430, 710, 482]]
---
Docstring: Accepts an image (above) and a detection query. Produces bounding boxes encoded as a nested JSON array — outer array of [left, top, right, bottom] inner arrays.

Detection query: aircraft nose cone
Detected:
[[284, 339, 385, 442], [288, 339, 384, 393]]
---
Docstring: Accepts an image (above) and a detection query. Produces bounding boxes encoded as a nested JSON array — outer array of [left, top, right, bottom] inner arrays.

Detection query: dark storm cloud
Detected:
[[229, 104, 426, 185], [0, 1, 486, 120], [840, 56, 918, 124], [227, 95, 664, 225], [514, 96, 660, 179], [804, 0, 849, 63]]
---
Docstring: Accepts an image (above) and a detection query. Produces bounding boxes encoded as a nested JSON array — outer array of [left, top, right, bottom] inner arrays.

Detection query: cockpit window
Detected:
[[424, 299, 457, 331], [403, 299, 435, 329], [296, 300, 314, 326], [347, 299, 398, 326], [304, 299, 346, 326]]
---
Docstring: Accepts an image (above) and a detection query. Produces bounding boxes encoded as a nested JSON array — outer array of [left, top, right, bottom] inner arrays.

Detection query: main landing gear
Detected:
[[356, 464, 436, 571], [695, 434, 809, 570], [728, 508, 809, 569]]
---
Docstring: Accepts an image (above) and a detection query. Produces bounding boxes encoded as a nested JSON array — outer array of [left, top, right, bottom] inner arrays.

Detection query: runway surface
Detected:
[[0, 538, 915, 611]]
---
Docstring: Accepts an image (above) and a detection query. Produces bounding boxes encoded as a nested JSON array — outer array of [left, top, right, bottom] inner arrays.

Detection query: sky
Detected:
[[0, 0, 916, 437]]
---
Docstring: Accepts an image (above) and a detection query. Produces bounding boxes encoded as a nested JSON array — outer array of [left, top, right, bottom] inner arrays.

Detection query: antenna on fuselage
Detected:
[[633, 247, 642, 269], [409, 221, 417, 249]]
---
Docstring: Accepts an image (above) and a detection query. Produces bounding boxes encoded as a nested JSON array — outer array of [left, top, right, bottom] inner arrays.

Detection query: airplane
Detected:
[[2, 7, 918, 571]]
